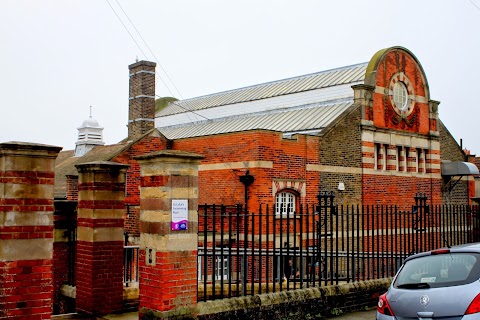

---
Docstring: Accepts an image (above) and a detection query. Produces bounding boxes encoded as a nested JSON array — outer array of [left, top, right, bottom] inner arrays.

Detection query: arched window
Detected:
[[275, 191, 296, 215]]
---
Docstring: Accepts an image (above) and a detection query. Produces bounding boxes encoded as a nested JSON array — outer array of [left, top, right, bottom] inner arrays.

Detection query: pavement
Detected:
[[328, 309, 376, 320], [100, 313, 138, 320], [97, 309, 377, 320]]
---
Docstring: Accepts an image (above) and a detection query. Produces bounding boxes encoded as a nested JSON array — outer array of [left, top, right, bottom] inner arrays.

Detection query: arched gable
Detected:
[[363, 46, 434, 135]]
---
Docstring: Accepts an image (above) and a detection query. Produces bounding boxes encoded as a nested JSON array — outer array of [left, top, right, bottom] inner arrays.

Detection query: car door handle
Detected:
[[417, 311, 434, 319]]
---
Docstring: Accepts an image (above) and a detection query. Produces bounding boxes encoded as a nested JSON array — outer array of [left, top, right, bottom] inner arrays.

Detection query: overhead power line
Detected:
[[104, 0, 148, 59], [113, 0, 183, 99], [468, 0, 480, 12], [104, 1, 284, 188], [105, 0, 182, 99]]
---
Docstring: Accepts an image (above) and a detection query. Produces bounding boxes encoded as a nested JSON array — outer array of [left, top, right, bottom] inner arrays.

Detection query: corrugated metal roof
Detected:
[[158, 62, 367, 117], [158, 100, 354, 140]]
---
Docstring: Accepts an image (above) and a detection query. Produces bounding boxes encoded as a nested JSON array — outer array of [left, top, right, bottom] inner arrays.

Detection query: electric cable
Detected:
[[113, 0, 183, 99], [104, 0, 178, 98]]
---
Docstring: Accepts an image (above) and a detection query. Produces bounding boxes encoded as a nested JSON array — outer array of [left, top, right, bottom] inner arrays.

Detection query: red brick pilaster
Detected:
[[136, 150, 203, 319], [0, 141, 62, 319], [74, 161, 129, 316]]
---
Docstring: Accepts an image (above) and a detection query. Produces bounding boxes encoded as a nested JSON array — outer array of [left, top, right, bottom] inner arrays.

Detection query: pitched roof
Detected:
[[159, 100, 354, 140], [156, 62, 367, 139], [158, 62, 367, 117], [54, 142, 131, 199]]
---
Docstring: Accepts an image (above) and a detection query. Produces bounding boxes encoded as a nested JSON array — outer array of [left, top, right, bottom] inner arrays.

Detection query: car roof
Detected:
[[403, 242, 480, 263]]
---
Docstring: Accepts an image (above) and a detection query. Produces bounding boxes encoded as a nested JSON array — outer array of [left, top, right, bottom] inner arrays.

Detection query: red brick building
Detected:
[[54, 46, 477, 240]]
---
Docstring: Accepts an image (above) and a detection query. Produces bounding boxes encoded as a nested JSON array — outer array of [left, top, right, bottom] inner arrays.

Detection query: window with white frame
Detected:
[[215, 256, 229, 280], [393, 82, 408, 111], [197, 254, 229, 280], [275, 191, 296, 215]]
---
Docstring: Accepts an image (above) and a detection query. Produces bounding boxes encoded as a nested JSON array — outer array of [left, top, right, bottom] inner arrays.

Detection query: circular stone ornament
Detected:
[[389, 72, 415, 117]]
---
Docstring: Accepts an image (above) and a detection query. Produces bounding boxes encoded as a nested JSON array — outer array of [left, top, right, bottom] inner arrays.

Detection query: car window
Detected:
[[394, 253, 480, 288]]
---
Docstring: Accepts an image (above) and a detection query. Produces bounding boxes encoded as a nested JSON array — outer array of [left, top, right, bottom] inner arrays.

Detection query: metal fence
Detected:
[[197, 195, 480, 301]]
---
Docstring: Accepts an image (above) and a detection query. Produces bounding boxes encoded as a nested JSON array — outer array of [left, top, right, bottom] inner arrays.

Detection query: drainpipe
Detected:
[[239, 170, 254, 297]]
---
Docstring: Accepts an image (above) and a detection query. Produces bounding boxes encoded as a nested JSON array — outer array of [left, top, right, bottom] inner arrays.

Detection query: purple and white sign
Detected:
[[171, 199, 188, 230]]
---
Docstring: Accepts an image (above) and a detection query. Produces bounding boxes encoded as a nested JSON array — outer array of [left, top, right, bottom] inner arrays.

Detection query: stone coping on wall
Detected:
[[55, 279, 391, 319], [197, 278, 392, 318]]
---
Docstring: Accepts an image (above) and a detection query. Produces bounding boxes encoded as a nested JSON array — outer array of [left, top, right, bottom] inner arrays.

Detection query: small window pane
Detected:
[[393, 82, 408, 111], [276, 191, 296, 215]]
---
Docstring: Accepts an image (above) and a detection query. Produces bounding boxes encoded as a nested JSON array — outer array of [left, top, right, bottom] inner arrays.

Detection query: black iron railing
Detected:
[[198, 199, 480, 301]]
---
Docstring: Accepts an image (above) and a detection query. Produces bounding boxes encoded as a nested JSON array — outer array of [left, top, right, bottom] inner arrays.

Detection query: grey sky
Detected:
[[1, 0, 479, 155]]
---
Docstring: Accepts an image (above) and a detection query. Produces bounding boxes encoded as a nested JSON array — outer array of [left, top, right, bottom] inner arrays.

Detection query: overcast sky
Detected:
[[1, 0, 479, 155]]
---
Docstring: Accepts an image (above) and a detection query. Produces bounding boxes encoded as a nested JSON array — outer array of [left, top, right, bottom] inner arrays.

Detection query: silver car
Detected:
[[377, 243, 480, 319]]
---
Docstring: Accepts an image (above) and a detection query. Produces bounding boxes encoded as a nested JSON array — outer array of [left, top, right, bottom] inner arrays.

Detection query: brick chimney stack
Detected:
[[128, 60, 157, 140]]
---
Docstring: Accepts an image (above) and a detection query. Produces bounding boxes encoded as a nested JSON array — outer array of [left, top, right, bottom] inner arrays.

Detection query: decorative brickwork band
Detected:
[[74, 161, 129, 316], [0, 141, 62, 320], [135, 150, 204, 319]]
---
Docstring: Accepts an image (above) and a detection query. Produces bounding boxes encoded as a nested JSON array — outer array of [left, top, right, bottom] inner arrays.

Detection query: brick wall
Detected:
[[174, 130, 320, 207], [363, 175, 442, 208], [320, 106, 363, 168], [438, 120, 470, 204], [112, 132, 170, 238], [318, 107, 363, 205]]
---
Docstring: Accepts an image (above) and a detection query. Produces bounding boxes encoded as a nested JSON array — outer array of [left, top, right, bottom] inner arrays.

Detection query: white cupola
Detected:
[[74, 107, 105, 157]]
